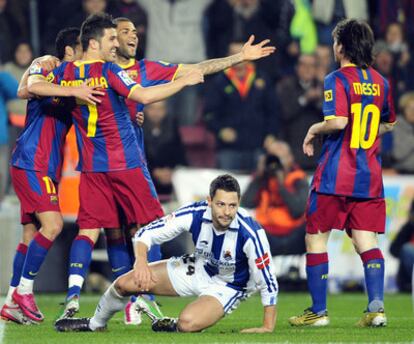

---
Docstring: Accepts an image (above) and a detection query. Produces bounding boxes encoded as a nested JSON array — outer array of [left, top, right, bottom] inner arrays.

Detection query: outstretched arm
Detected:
[[129, 69, 204, 104], [175, 35, 276, 78]]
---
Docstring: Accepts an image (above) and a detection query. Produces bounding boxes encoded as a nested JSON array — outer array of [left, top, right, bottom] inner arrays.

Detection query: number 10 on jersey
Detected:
[[350, 103, 380, 149]]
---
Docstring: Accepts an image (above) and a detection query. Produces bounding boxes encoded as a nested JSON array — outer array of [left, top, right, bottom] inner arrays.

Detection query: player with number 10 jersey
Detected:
[[312, 63, 396, 200]]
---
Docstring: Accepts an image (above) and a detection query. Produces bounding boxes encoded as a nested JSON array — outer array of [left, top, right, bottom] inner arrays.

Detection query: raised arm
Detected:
[[128, 69, 204, 104], [175, 35, 276, 78]]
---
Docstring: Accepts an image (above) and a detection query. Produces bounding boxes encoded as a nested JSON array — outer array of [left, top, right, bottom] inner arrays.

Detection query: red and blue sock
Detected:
[[360, 248, 384, 312], [67, 235, 95, 300], [21, 233, 53, 280], [10, 243, 28, 287], [106, 236, 133, 280], [306, 252, 329, 314]]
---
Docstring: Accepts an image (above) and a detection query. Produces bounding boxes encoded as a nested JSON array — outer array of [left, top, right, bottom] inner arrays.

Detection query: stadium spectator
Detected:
[[392, 92, 414, 174], [136, 0, 213, 125], [389, 199, 414, 292], [206, 0, 283, 82], [143, 101, 187, 200], [55, 174, 279, 334], [0, 0, 26, 63], [3, 41, 32, 142], [312, 0, 368, 45], [276, 54, 322, 172], [204, 41, 279, 172], [0, 70, 17, 204], [315, 44, 334, 83], [289, 19, 395, 328], [241, 139, 308, 256]]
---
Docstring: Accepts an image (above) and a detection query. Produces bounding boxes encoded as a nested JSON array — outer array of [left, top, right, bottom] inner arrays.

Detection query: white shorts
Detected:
[[166, 254, 248, 314]]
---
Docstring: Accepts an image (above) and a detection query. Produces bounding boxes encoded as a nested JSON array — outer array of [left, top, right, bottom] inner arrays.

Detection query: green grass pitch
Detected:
[[1, 293, 413, 343]]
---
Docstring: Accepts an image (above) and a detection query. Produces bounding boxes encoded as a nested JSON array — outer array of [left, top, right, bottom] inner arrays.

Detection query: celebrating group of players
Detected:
[[0, 13, 397, 334]]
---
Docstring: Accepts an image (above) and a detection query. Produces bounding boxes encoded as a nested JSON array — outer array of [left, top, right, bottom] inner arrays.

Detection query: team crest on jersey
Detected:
[[50, 195, 58, 204], [324, 90, 333, 101], [127, 70, 138, 80], [223, 250, 232, 260], [117, 70, 135, 86]]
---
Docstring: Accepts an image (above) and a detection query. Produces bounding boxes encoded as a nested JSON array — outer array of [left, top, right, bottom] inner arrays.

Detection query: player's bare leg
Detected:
[[13, 211, 63, 322], [176, 296, 224, 332], [1, 223, 37, 324], [289, 231, 330, 326], [352, 229, 386, 327]]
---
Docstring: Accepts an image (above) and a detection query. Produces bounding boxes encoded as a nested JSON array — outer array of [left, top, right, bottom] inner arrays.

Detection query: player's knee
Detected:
[[41, 217, 63, 240], [114, 276, 132, 296], [177, 313, 203, 333]]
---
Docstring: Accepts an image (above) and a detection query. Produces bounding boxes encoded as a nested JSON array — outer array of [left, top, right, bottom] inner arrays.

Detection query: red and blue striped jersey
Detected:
[[312, 64, 396, 198], [11, 66, 72, 182], [47, 60, 143, 172], [119, 58, 179, 155]]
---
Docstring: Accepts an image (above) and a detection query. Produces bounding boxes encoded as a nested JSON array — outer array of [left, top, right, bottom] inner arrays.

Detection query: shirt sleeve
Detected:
[[381, 79, 396, 124], [138, 59, 180, 87], [133, 210, 193, 249], [243, 228, 278, 306], [323, 73, 348, 119], [107, 62, 139, 98]]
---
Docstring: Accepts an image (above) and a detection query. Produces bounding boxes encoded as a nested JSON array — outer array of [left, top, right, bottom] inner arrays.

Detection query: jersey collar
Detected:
[[74, 59, 105, 66], [117, 58, 136, 69]]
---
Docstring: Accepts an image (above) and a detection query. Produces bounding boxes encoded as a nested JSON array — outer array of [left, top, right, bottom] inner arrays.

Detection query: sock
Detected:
[[5, 243, 28, 304], [89, 283, 129, 330], [360, 248, 384, 312], [147, 244, 161, 263], [67, 235, 95, 301], [106, 236, 133, 280], [306, 252, 329, 314], [18, 233, 53, 294]]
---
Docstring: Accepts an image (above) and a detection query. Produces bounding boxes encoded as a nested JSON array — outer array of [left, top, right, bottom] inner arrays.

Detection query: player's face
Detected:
[[116, 21, 138, 59], [208, 189, 239, 231], [100, 28, 119, 62]]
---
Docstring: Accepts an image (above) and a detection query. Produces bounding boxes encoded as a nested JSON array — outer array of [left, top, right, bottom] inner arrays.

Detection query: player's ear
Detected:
[[65, 46, 74, 59], [207, 196, 212, 207]]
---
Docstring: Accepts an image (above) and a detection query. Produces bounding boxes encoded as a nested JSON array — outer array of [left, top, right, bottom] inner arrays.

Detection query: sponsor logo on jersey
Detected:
[[117, 70, 135, 86]]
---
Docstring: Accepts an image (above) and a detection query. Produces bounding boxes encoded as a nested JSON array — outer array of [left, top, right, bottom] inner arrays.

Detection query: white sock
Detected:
[[5, 286, 16, 305], [17, 277, 34, 294], [89, 283, 129, 331]]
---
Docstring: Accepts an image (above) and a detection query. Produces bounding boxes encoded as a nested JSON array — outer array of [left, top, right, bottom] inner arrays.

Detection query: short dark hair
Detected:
[[80, 13, 116, 51], [55, 27, 80, 60], [209, 174, 241, 199], [332, 19, 375, 68], [113, 17, 132, 26]]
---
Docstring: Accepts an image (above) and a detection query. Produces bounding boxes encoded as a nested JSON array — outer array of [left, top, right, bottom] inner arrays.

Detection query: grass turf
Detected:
[[1, 293, 413, 343]]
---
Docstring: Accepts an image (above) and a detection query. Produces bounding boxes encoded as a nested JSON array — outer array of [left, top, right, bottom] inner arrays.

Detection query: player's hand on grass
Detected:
[[240, 326, 273, 333], [136, 111, 144, 126], [71, 84, 105, 105], [182, 69, 204, 86], [241, 35, 276, 61]]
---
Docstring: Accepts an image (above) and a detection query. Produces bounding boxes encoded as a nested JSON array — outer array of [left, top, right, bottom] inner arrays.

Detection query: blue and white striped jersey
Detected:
[[134, 200, 278, 306]]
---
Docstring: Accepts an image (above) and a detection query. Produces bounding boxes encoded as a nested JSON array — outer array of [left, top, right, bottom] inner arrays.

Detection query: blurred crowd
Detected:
[[1, 0, 414, 203]]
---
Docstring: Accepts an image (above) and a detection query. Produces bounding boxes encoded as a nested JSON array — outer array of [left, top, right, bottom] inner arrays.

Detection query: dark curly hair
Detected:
[[332, 19, 375, 69]]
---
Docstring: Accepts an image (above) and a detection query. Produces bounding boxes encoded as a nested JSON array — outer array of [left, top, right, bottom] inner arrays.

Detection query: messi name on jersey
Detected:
[[352, 82, 380, 96]]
